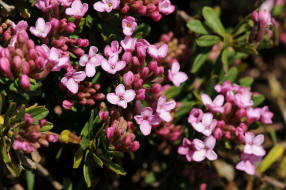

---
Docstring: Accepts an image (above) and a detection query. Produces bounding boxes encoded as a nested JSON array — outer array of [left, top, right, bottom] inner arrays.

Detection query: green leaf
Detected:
[[133, 23, 151, 39], [92, 153, 103, 168], [164, 85, 185, 99], [5, 102, 17, 121], [187, 19, 209, 35], [196, 35, 220, 47], [104, 161, 126, 175], [202, 7, 225, 37], [259, 144, 284, 173], [191, 51, 210, 73], [85, 14, 94, 28], [239, 77, 254, 87], [26, 106, 49, 122], [278, 155, 286, 177], [73, 147, 84, 169], [221, 67, 238, 82], [233, 45, 258, 55], [252, 94, 265, 107], [0, 140, 21, 176], [83, 151, 93, 187], [26, 170, 35, 190], [175, 102, 196, 120], [145, 172, 156, 184], [63, 178, 73, 190], [39, 122, 53, 132]]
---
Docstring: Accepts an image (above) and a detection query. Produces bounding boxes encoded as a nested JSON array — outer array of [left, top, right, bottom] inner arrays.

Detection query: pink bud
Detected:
[[121, 5, 130, 14], [130, 141, 140, 152], [62, 100, 73, 110], [132, 56, 140, 66], [251, 11, 259, 22], [22, 61, 30, 75], [24, 113, 34, 125], [148, 61, 158, 72], [39, 119, 47, 126], [106, 127, 114, 140], [137, 5, 147, 15], [122, 51, 132, 64], [20, 74, 31, 91], [152, 83, 162, 93], [213, 128, 223, 139], [50, 18, 60, 29], [223, 102, 232, 115], [151, 11, 162, 21], [136, 88, 146, 100], [0, 57, 13, 79], [66, 23, 76, 33], [141, 67, 149, 78], [136, 46, 147, 58], [47, 134, 58, 143], [236, 108, 246, 118], [123, 71, 134, 87], [99, 110, 109, 121], [77, 39, 89, 47]]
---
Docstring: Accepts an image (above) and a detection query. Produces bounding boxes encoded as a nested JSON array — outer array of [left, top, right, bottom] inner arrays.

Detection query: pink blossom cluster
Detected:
[[12, 114, 58, 153], [178, 81, 273, 175], [0, 21, 62, 91], [119, 0, 175, 21]]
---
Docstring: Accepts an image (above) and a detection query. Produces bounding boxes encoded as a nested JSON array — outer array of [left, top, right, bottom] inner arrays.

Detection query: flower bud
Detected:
[[62, 100, 74, 110], [24, 113, 34, 125], [136, 88, 146, 100], [122, 51, 132, 64], [20, 74, 31, 91], [106, 127, 114, 141], [130, 141, 140, 152], [123, 71, 134, 87]]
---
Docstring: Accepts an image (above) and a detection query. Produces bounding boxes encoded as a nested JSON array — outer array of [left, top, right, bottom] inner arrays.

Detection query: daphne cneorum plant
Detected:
[[0, 0, 285, 189]]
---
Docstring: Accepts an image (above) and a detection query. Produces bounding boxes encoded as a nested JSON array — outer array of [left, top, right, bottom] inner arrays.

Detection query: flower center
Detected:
[[111, 65, 115, 69], [127, 22, 131, 28], [119, 96, 124, 101], [108, 3, 112, 7]]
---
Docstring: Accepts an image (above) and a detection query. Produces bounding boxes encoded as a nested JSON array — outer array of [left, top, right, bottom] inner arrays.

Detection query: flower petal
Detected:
[[140, 120, 152, 136], [106, 93, 119, 105]]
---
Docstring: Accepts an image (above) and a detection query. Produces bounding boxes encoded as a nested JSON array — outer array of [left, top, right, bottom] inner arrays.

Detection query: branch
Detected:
[[0, 0, 15, 12]]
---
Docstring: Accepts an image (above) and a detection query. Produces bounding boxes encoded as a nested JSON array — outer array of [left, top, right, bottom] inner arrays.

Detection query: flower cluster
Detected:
[[12, 113, 58, 153], [178, 81, 273, 175]]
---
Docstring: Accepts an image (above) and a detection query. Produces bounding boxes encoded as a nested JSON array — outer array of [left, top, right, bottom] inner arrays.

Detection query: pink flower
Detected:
[[134, 107, 161, 135], [65, 0, 88, 18], [168, 61, 188, 87], [104, 41, 122, 57], [201, 94, 224, 113], [246, 108, 261, 123], [35, 0, 55, 12], [192, 113, 217, 136], [61, 69, 86, 94], [147, 44, 168, 60], [260, 106, 273, 124], [58, 0, 73, 7], [156, 96, 176, 122], [236, 153, 262, 175], [234, 91, 253, 108], [192, 136, 217, 162], [93, 0, 120, 13], [178, 138, 195, 162], [101, 55, 126, 74], [47, 47, 70, 71], [158, 0, 175, 15], [29, 18, 51, 38], [106, 84, 136, 109], [11, 20, 28, 33], [120, 37, 137, 52], [188, 108, 204, 124], [243, 132, 265, 156], [122, 16, 137, 36], [79, 46, 102, 77]]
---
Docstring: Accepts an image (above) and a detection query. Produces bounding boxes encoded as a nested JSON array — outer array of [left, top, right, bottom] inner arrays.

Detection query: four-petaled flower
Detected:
[[192, 136, 217, 162], [236, 153, 262, 175], [61, 69, 86, 94], [147, 44, 168, 60], [168, 61, 188, 87], [93, 0, 120, 13], [29, 18, 51, 38], [156, 96, 176, 122], [178, 138, 195, 162], [79, 46, 103, 77], [201, 94, 224, 113], [65, 0, 89, 18], [101, 55, 126, 74], [134, 107, 161, 135], [107, 84, 136, 108], [192, 113, 217, 136], [122, 16, 137, 36], [158, 0, 175, 15], [243, 132, 265, 156]]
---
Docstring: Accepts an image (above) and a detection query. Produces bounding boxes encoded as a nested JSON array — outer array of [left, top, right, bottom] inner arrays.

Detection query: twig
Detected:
[[176, 10, 193, 23], [255, 173, 286, 189], [0, 0, 15, 12]]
